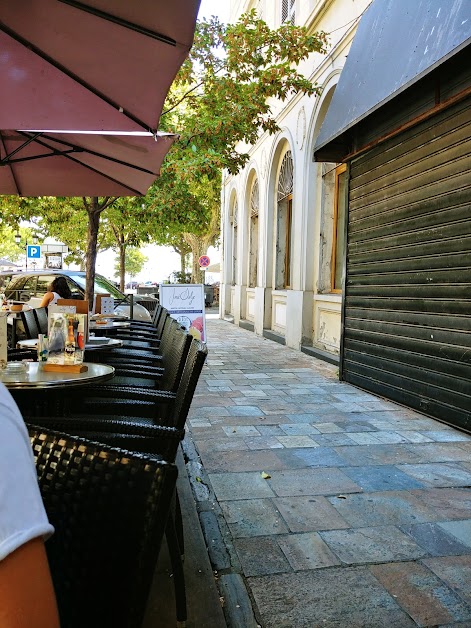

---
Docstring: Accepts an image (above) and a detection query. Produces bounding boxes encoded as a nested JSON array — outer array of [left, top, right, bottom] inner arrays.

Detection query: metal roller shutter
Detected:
[[342, 97, 471, 431]]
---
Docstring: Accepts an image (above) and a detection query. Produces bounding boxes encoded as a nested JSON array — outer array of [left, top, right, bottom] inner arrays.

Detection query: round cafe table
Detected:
[[16, 338, 124, 352], [0, 362, 115, 390], [89, 320, 131, 332]]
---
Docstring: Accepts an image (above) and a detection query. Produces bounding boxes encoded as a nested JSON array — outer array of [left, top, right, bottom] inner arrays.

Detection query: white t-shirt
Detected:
[[50, 291, 61, 305], [0, 383, 54, 561]]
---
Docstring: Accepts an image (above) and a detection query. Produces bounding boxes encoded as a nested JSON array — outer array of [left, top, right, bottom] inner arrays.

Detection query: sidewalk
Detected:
[[185, 315, 471, 627]]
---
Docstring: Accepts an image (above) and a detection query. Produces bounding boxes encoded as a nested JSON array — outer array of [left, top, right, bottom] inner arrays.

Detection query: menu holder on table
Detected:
[[93, 293, 112, 315], [42, 363, 88, 373], [47, 308, 88, 367]]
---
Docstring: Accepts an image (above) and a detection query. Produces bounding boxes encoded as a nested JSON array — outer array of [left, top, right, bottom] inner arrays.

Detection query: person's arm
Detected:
[[0, 537, 60, 628], [39, 292, 54, 308]]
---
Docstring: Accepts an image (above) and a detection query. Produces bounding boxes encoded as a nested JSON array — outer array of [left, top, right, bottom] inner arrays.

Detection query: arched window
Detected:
[[275, 151, 293, 289], [230, 199, 238, 286], [331, 164, 347, 291], [281, 0, 295, 24], [248, 178, 259, 288]]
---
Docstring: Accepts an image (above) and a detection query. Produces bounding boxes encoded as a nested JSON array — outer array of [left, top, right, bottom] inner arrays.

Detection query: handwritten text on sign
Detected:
[[159, 284, 206, 342]]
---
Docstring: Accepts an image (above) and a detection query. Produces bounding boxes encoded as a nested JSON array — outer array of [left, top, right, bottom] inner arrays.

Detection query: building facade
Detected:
[[313, 0, 471, 431], [220, 0, 372, 362]]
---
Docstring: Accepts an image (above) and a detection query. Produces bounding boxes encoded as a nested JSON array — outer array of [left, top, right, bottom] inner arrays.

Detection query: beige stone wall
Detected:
[[222, 0, 372, 355]]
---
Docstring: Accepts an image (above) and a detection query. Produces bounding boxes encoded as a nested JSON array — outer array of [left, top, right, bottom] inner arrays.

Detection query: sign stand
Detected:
[[159, 284, 206, 342]]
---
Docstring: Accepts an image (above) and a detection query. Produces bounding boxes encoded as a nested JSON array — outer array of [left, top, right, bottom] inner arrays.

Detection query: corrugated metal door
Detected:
[[343, 97, 471, 431]]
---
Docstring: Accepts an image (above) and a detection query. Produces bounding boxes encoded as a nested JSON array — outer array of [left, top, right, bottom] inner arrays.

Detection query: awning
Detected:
[[313, 0, 471, 162], [0, 130, 177, 196], [0, 0, 201, 134]]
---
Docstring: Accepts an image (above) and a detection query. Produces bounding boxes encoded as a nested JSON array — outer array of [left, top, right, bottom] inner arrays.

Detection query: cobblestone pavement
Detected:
[[185, 316, 471, 628]]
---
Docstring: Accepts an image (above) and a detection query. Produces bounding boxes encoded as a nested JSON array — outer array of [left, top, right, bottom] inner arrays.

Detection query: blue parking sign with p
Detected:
[[27, 245, 41, 259]]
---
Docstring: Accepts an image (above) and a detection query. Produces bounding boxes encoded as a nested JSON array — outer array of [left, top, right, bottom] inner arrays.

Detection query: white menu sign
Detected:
[[159, 284, 206, 342]]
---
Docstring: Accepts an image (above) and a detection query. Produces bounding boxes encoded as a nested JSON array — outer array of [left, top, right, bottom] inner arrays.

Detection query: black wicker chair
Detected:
[[127, 304, 165, 332], [78, 338, 208, 429], [88, 325, 192, 390], [113, 314, 180, 351], [27, 424, 177, 628], [33, 306, 49, 334], [19, 308, 40, 339], [26, 340, 208, 627]]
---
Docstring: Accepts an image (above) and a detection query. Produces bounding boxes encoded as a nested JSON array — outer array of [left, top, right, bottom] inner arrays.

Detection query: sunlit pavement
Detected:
[[184, 315, 471, 627]]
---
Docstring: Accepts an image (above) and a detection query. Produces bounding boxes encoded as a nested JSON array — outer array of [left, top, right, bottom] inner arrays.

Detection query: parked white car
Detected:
[[1, 270, 152, 322]]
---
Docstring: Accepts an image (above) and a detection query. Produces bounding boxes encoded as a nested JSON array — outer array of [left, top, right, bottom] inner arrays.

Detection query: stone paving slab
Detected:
[[185, 317, 471, 627], [423, 556, 471, 605], [400, 522, 471, 556], [370, 561, 471, 626], [248, 567, 417, 627]]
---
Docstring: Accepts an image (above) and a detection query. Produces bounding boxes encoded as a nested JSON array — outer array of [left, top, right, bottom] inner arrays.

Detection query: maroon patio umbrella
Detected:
[[0, 0, 201, 133], [0, 129, 177, 196]]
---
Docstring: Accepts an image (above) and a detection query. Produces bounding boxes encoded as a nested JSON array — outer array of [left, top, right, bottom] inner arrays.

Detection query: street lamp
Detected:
[[15, 232, 39, 270]]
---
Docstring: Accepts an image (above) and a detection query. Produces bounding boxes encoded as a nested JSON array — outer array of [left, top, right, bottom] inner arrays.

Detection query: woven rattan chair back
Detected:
[[33, 306, 49, 334], [155, 306, 169, 338], [151, 303, 163, 327], [162, 338, 208, 430], [27, 424, 178, 628], [20, 308, 40, 339], [160, 327, 192, 392]]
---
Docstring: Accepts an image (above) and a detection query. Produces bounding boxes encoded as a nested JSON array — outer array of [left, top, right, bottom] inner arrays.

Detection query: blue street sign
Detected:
[[27, 245, 41, 259]]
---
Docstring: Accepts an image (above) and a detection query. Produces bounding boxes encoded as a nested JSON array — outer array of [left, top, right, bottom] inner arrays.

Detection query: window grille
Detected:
[[231, 200, 238, 226], [281, 0, 295, 24], [277, 151, 293, 201], [250, 178, 259, 217]]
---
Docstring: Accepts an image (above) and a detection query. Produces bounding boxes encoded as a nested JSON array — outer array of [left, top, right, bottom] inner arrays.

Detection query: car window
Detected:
[[36, 275, 57, 296], [66, 277, 84, 299], [0, 274, 13, 290], [7, 275, 37, 302], [4, 275, 26, 300], [70, 274, 124, 299]]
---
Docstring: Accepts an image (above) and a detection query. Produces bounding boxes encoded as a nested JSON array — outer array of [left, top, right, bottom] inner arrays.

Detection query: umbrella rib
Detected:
[[58, 0, 177, 47], [21, 132, 159, 176], [0, 22, 154, 134], [0, 132, 43, 164], [3, 149, 81, 165], [0, 131, 21, 195], [16, 132, 151, 197]]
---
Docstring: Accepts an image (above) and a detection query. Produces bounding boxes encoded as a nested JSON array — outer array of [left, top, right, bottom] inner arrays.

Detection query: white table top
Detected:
[[0, 362, 115, 389], [89, 321, 131, 330], [17, 338, 124, 351]]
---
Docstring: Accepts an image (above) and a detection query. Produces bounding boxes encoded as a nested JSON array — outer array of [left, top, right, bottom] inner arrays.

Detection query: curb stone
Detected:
[[182, 437, 259, 628]]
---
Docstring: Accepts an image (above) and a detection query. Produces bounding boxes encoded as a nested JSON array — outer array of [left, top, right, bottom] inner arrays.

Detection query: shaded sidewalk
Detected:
[[185, 315, 471, 627]]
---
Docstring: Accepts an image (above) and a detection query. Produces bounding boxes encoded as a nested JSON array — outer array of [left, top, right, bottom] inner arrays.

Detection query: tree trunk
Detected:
[[119, 241, 126, 291], [185, 234, 210, 284], [85, 198, 101, 307]]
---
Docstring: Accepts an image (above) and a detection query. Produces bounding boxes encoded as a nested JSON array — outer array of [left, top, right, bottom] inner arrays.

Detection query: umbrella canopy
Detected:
[[0, 0, 201, 133], [0, 129, 177, 196]]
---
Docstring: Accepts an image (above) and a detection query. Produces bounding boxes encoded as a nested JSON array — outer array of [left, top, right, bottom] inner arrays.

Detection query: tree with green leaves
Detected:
[[114, 247, 147, 288], [0, 11, 327, 291], [146, 11, 327, 280]]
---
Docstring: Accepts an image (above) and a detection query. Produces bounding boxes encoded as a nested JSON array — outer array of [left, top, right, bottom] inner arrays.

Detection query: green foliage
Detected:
[[0, 225, 38, 263], [0, 11, 327, 285], [149, 11, 327, 273], [169, 270, 192, 284], [114, 247, 147, 279]]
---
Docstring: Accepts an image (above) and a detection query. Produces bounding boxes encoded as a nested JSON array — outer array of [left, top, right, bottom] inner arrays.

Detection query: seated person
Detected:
[[0, 383, 59, 627], [39, 277, 72, 308]]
